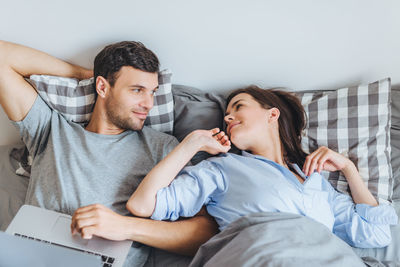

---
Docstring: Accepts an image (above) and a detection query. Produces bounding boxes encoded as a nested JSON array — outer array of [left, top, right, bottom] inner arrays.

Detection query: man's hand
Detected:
[[78, 69, 94, 80], [71, 204, 131, 241]]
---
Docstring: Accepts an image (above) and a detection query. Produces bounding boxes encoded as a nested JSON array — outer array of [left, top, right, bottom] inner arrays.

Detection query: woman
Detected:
[[127, 85, 397, 248]]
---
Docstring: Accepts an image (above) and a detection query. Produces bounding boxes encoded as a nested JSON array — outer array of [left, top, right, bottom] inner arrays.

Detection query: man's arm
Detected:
[[71, 204, 218, 256], [0, 40, 92, 121], [128, 208, 219, 255]]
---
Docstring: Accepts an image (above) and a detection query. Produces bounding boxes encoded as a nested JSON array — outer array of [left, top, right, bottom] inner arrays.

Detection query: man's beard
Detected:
[[105, 99, 145, 131]]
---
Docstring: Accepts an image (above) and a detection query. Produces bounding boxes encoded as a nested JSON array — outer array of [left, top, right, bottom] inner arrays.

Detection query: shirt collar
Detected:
[[241, 150, 308, 179], [290, 163, 308, 180], [241, 150, 273, 161]]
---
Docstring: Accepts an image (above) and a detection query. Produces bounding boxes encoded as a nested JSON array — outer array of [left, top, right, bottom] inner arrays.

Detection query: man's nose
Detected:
[[140, 94, 154, 110]]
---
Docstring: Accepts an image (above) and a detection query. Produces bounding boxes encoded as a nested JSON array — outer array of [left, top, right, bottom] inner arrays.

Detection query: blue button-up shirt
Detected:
[[152, 151, 398, 248]]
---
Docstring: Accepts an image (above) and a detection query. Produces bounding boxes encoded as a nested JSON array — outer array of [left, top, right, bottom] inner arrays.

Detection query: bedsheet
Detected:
[[190, 212, 367, 267], [0, 145, 28, 231]]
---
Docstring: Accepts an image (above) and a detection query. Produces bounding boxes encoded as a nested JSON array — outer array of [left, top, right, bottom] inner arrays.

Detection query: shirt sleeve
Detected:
[[11, 95, 53, 158], [328, 185, 398, 248], [151, 159, 227, 221]]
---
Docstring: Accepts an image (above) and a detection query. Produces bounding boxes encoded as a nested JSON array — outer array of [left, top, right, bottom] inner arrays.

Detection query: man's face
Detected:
[[105, 66, 158, 131]]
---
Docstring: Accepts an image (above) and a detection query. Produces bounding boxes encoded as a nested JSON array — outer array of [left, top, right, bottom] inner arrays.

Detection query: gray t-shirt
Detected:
[[13, 96, 178, 216]]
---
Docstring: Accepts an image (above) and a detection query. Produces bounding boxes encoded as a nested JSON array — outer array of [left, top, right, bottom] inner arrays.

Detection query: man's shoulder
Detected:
[[12, 94, 62, 128], [139, 126, 179, 149], [30, 95, 73, 122], [141, 126, 177, 142]]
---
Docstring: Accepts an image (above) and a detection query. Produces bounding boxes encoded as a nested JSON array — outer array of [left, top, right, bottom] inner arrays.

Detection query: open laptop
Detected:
[[6, 205, 133, 267], [0, 231, 101, 267]]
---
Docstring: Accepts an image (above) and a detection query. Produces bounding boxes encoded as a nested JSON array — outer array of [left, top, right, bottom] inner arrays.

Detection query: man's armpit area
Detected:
[[175, 206, 214, 221], [175, 206, 219, 235], [195, 206, 210, 217]]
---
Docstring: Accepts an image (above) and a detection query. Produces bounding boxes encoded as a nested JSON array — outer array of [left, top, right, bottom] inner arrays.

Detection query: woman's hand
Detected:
[[303, 146, 378, 206], [185, 128, 231, 155], [302, 146, 354, 176]]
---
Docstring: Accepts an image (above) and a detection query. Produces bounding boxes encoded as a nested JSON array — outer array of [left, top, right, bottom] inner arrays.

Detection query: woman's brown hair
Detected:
[[226, 85, 308, 167]]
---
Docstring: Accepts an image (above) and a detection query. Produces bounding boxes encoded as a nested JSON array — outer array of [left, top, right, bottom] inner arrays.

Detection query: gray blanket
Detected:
[[190, 212, 367, 267]]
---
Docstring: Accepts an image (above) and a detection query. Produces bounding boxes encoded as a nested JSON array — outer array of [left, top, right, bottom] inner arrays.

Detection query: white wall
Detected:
[[1, 0, 400, 145]]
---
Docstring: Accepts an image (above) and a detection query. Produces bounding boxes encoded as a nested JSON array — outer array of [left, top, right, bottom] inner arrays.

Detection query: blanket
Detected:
[[190, 212, 367, 267]]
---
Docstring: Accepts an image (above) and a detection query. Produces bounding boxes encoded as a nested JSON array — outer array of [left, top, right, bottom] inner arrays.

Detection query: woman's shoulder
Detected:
[[196, 152, 247, 172], [206, 152, 244, 163]]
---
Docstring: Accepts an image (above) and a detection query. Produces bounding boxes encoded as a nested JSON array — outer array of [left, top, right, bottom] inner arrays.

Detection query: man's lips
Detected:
[[133, 111, 148, 120]]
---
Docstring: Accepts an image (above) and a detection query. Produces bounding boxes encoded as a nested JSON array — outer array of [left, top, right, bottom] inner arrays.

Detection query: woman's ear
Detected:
[[268, 107, 280, 123], [95, 76, 110, 98]]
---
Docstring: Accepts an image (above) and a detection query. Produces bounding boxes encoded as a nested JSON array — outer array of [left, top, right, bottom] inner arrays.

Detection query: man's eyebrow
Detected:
[[127, 84, 146, 88], [225, 99, 243, 116], [127, 85, 159, 90]]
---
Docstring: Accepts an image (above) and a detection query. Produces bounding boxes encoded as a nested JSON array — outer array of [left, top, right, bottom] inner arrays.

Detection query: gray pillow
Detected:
[[390, 87, 400, 202], [172, 84, 226, 164]]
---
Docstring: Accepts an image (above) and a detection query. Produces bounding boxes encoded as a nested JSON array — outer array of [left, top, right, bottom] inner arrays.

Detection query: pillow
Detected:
[[172, 84, 226, 164], [27, 69, 174, 134], [295, 78, 393, 203], [166, 81, 394, 204], [390, 87, 400, 208], [12, 69, 174, 177]]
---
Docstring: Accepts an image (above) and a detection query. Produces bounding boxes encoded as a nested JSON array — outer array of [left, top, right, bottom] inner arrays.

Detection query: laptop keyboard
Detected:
[[14, 233, 115, 266]]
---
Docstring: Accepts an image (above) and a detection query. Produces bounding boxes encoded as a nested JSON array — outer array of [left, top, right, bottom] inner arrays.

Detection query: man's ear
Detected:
[[95, 76, 110, 98], [268, 107, 280, 123]]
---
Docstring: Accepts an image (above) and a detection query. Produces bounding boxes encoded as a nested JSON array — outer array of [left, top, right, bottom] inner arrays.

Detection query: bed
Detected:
[[1, 81, 400, 266]]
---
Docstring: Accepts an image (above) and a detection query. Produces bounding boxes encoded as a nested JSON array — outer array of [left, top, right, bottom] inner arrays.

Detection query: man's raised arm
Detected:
[[0, 41, 92, 121]]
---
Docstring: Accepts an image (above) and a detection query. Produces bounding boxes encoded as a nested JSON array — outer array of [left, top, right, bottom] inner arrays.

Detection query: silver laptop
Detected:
[[6, 205, 133, 267], [0, 231, 101, 267]]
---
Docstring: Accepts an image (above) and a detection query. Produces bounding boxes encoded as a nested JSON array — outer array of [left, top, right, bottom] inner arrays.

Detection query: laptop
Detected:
[[0, 231, 101, 267], [6, 205, 133, 267]]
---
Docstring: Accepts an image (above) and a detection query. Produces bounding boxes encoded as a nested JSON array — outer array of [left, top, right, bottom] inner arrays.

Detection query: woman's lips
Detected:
[[228, 122, 240, 134]]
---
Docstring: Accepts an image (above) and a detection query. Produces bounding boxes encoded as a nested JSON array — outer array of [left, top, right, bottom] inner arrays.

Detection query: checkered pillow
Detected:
[[27, 69, 174, 134], [12, 69, 174, 177], [295, 78, 393, 203]]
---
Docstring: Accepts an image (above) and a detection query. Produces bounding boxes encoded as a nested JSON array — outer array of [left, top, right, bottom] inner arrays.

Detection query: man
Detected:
[[0, 40, 217, 265]]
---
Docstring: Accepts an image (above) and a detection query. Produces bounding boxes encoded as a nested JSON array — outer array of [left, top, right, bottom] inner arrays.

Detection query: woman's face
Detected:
[[224, 93, 273, 150]]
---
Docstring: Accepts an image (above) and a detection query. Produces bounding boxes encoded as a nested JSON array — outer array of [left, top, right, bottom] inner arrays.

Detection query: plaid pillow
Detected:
[[12, 69, 174, 177], [295, 78, 392, 203], [27, 69, 174, 134]]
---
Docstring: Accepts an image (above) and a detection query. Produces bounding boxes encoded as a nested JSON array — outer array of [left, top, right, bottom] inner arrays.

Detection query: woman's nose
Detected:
[[224, 114, 233, 123]]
